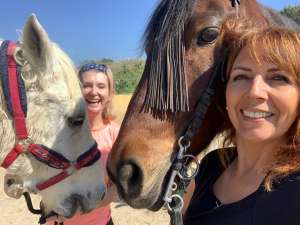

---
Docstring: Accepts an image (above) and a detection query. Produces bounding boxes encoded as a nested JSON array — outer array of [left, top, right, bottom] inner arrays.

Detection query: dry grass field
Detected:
[[112, 94, 132, 123], [0, 94, 170, 225]]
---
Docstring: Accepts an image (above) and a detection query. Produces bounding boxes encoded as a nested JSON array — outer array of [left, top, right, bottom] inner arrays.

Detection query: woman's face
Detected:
[[81, 70, 110, 114], [226, 46, 299, 144]]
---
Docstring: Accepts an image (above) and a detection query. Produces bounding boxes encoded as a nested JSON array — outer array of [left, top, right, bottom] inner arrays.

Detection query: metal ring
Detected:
[[171, 182, 177, 191], [18, 136, 34, 150], [177, 154, 200, 180], [166, 194, 184, 211], [178, 136, 190, 149]]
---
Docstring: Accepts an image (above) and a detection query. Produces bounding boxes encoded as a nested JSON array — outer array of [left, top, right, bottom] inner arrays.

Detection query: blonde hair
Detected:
[[217, 17, 300, 191], [78, 63, 116, 123]]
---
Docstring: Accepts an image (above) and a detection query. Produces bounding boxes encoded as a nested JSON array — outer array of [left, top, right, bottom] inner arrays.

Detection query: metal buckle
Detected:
[[166, 194, 184, 212], [177, 154, 199, 180], [18, 136, 33, 150], [163, 137, 191, 203]]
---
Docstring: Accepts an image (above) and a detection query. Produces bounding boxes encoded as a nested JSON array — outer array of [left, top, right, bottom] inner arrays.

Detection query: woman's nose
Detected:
[[91, 85, 98, 94], [246, 75, 268, 99]]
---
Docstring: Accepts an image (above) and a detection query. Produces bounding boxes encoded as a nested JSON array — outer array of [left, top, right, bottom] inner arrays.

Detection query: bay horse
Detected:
[[0, 15, 106, 221], [108, 0, 299, 216]]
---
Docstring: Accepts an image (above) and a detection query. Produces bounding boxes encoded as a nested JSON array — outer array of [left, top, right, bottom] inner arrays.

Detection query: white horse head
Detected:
[[0, 14, 105, 218]]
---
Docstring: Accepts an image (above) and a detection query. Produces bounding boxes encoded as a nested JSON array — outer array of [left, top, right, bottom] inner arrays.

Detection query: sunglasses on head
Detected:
[[79, 63, 108, 75]]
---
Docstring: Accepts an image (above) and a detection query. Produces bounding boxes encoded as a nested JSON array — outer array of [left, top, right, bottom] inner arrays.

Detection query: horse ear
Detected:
[[22, 14, 54, 72]]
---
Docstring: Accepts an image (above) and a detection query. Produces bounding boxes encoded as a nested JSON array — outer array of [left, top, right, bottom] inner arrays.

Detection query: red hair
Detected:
[[217, 17, 300, 191]]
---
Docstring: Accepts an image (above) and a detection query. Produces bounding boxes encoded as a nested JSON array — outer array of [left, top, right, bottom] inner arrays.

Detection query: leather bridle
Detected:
[[163, 1, 240, 224], [0, 40, 101, 224]]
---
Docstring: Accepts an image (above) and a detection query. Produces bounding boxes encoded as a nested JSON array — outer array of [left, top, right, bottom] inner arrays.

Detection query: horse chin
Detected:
[[50, 194, 96, 218]]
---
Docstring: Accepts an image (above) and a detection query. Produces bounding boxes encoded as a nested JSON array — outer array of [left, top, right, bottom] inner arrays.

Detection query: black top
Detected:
[[184, 150, 300, 225]]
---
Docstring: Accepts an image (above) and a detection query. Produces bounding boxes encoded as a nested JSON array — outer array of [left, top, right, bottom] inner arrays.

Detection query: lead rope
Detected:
[[23, 192, 64, 225]]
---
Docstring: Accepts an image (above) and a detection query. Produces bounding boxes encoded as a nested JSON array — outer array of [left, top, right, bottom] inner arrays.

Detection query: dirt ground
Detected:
[[0, 169, 170, 225]]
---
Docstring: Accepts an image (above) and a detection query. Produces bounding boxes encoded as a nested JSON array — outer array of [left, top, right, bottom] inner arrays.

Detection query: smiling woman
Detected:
[[183, 19, 300, 225], [46, 63, 120, 225]]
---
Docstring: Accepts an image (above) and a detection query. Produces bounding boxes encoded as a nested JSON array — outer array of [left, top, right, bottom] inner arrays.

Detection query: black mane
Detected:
[[142, 0, 196, 113]]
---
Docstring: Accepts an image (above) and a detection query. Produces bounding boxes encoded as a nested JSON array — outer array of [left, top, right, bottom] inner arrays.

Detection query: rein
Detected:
[[0, 40, 100, 224], [162, 1, 240, 224]]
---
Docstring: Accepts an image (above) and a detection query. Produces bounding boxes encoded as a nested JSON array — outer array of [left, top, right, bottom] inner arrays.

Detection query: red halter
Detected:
[[0, 40, 100, 191]]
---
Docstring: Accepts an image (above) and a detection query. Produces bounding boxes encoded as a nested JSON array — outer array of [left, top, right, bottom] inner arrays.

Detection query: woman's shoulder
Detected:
[[107, 120, 120, 129], [197, 148, 235, 172], [105, 120, 120, 140], [254, 170, 300, 224]]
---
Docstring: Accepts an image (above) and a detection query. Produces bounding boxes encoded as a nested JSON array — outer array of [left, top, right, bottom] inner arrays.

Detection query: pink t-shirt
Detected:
[[46, 120, 120, 225]]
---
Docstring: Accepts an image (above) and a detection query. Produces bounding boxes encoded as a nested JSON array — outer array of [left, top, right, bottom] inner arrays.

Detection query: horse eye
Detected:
[[68, 116, 85, 127], [197, 27, 220, 46]]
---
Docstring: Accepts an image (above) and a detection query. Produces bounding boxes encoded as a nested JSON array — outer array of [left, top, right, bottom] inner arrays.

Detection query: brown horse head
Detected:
[[108, 0, 297, 210]]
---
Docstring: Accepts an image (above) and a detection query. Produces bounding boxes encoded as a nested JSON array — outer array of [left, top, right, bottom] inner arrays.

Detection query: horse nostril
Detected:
[[118, 161, 143, 198]]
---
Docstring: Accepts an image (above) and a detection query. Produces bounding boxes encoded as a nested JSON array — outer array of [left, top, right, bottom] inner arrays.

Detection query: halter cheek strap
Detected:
[[0, 40, 28, 168], [0, 41, 28, 140]]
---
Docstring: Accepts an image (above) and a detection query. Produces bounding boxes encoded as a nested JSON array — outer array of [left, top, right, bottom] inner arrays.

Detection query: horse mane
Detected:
[[143, 0, 197, 113]]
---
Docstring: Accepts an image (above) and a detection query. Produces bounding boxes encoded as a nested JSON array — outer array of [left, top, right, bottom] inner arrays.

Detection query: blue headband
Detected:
[[79, 63, 107, 76]]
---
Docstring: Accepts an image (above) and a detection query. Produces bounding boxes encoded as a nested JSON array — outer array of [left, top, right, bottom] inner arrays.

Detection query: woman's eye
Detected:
[[232, 74, 249, 81], [97, 84, 106, 89], [271, 74, 290, 83], [83, 85, 92, 90]]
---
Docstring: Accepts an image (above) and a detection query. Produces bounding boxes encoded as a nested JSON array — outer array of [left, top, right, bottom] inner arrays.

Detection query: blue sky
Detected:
[[0, 0, 299, 65]]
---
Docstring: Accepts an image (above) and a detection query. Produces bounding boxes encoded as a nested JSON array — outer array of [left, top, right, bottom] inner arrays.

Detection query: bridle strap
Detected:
[[1, 144, 25, 169], [34, 143, 100, 191], [182, 48, 229, 145], [0, 40, 28, 140], [166, 0, 237, 219]]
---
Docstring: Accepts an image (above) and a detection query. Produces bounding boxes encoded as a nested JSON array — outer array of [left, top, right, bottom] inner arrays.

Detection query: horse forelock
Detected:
[[143, 0, 197, 113]]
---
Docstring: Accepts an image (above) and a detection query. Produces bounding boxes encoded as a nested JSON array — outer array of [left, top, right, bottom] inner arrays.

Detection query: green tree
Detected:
[[100, 58, 114, 63], [78, 59, 144, 94], [281, 5, 300, 24], [114, 60, 144, 94]]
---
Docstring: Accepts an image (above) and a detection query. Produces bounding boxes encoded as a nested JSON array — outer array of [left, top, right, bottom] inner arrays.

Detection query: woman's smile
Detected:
[[226, 45, 299, 143]]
